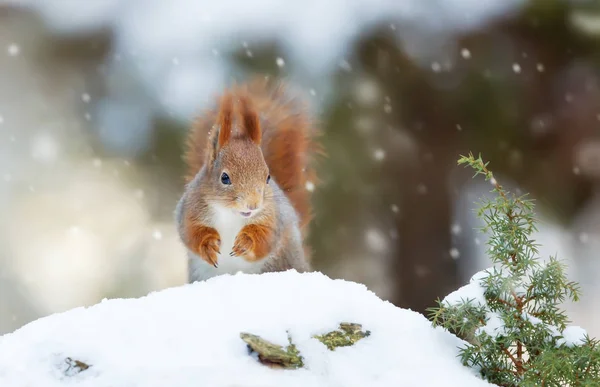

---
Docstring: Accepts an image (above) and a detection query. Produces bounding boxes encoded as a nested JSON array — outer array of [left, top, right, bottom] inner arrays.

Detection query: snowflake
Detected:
[[373, 149, 385, 161], [451, 223, 462, 235], [7, 44, 20, 57], [365, 228, 388, 253]]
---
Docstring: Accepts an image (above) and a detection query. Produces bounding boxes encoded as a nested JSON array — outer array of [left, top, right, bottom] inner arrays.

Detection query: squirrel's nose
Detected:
[[247, 203, 258, 211]]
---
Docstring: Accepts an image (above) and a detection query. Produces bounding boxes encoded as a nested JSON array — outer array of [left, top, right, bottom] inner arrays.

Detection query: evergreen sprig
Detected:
[[428, 152, 600, 386]]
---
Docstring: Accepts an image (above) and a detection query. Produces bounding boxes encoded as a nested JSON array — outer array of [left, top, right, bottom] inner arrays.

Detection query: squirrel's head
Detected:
[[204, 93, 270, 218]]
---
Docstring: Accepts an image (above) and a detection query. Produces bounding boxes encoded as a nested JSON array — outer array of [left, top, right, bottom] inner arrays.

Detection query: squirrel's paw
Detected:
[[199, 233, 221, 268], [231, 233, 253, 258], [231, 225, 271, 262]]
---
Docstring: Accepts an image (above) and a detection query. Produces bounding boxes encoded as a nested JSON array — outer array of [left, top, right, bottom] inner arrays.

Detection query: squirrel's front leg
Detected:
[[184, 215, 221, 267], [231, 224, 273, 262]]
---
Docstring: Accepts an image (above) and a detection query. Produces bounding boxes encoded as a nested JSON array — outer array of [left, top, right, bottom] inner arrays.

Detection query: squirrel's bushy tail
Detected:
[[184, 77, 323, 236]]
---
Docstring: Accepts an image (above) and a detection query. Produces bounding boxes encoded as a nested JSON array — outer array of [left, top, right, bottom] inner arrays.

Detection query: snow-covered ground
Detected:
[[0, 270, 492, 387]]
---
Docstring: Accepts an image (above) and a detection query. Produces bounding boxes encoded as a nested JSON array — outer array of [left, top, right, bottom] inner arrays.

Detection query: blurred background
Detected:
[[1, 0, 599, 337]]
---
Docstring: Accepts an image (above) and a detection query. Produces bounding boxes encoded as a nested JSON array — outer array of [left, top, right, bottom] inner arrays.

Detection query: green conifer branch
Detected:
[[429, 152, 600, 386]]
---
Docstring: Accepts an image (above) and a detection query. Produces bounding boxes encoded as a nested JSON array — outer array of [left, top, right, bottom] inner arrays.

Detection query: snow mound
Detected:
[[0, 271, 491, 387]]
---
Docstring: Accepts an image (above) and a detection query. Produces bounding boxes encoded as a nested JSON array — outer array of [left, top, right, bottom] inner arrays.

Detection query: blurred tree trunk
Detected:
[[356, 35, 463, 311]]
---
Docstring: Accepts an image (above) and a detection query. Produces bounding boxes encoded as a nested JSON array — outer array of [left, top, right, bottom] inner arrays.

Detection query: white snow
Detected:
[[0, 271, 492, 387], [557, 326, 587, 348], [444, 270, 489, 307], [445, 270, 591, 345]]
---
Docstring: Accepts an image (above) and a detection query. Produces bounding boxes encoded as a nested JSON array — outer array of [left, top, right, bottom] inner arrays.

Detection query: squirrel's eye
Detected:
[[221, 172, 231, 185], [266, 174, 271, 184]]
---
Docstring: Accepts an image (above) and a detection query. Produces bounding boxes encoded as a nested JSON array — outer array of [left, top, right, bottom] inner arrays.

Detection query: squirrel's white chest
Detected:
[[188, 205, 265, 281], [212, 205, 245, 256]]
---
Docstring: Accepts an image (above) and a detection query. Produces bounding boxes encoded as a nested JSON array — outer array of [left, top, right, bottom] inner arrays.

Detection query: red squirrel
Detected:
[[175, 78, 323, 282]]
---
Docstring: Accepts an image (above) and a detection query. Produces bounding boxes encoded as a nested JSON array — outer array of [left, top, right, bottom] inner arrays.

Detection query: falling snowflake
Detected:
[[93, 158, 102, 168], [152, 230, 163, 240], [305, 181, 315, 192], [31, 133, 59, 163], [7, 44, 20, 57], [276, 57, 285, 67], [383, 103, 392, 114], [573, 166, 581, 175], [245, 49, 253, 58], [536, 63, 545, 72], [460, 48, 471, 59], [451, 223, 462, 235], [512, 63, 521, 73], [365, 228, 388, 253], [431, 62, 442, 73], [309, 89, 316, 96], [390, 204, 399, 213], [417, 184, 428, 195], [354, 79, 379, 106], [373, 149, 385, 161], [449, 247, 460, 260], [82, 93, 91, 103]]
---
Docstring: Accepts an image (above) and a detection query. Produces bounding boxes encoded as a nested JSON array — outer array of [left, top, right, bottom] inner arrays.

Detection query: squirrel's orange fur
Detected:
[[177, 77, 322, 281]]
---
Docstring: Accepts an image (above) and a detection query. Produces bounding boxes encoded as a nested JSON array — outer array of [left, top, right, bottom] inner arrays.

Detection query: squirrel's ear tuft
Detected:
[[239, 94, 261, 145], [217, 93, 233, 149]]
